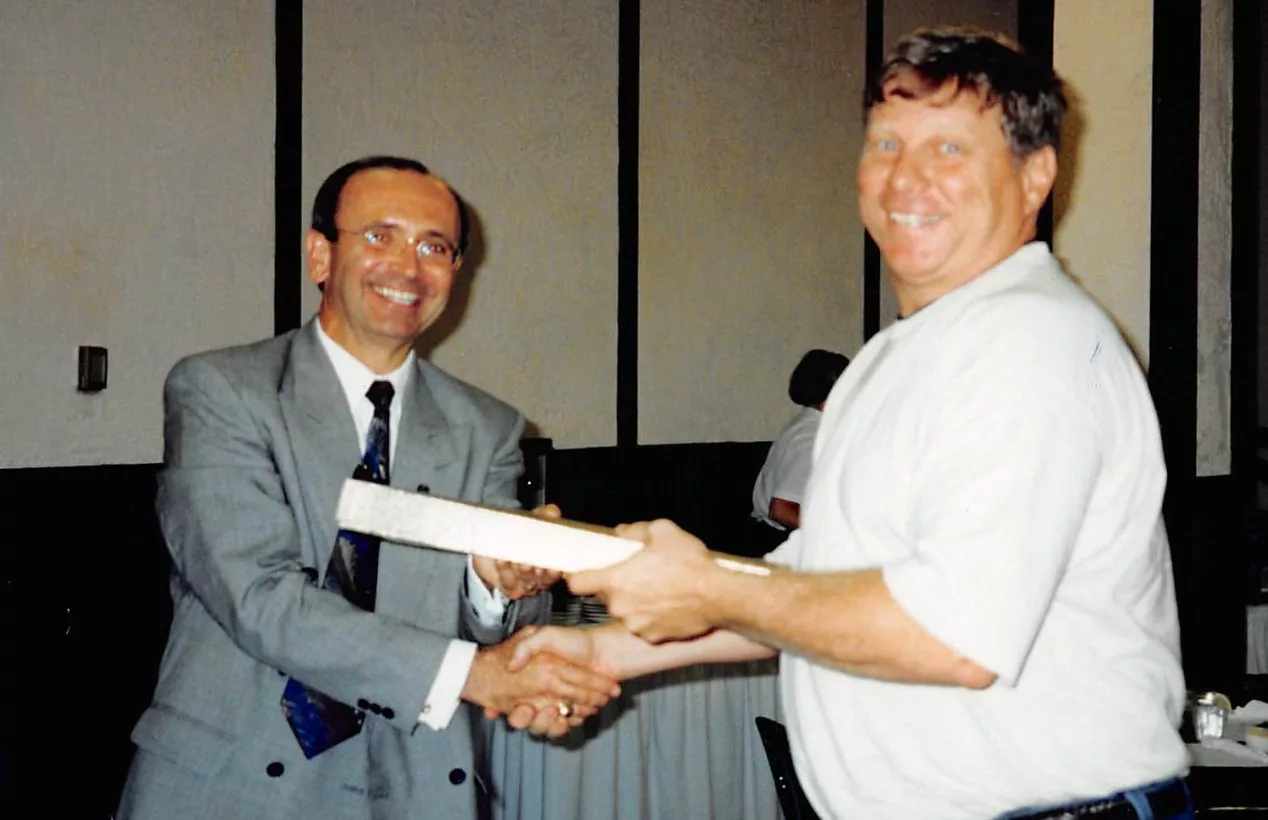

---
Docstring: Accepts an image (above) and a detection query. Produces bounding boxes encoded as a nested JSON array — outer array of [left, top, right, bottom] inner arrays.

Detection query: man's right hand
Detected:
[[461, 626, 620, 738]]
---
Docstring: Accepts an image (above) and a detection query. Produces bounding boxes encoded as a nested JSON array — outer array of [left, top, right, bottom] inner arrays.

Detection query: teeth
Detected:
[[374, 286, 418, 306], [890, 212, 942, 227]]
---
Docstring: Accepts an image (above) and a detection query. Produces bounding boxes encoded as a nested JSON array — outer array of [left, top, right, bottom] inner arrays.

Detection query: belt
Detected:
[[1005, 777, 1190, 819]]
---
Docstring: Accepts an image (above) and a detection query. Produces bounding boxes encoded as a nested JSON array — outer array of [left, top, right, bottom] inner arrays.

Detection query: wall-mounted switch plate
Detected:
[[77, 345, 107, 391]]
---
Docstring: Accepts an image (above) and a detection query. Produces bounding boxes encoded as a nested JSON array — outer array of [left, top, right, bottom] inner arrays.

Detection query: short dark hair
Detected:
[[864, 26, 1067, 158], [788, 349, 850, 407], [310, 155, 471, 258]]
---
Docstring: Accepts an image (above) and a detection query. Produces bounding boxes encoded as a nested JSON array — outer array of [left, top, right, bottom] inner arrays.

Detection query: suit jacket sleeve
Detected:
[[158, 355, 455, 731]]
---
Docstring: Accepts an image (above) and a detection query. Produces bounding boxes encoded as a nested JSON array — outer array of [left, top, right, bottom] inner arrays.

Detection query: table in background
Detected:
[[488, 659, 782, 820], [1187, 740, 1268, 812]]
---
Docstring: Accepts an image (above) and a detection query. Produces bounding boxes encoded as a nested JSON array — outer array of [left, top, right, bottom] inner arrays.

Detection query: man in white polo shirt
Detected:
[[512, 26, 1192, 820]]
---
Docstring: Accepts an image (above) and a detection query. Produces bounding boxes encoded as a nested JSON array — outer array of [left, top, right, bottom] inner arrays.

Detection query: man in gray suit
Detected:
[[118, 156, 619, 819]]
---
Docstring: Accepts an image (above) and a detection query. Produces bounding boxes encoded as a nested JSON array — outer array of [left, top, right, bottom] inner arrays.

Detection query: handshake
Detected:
[[462, 511, 733, 739], [461, 616, 619, 740]]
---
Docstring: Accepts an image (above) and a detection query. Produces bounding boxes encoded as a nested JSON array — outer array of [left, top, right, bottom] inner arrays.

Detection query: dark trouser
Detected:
[[997, 777, 1192, 819]]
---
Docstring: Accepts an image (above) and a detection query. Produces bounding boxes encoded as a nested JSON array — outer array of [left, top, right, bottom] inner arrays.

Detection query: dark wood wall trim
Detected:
[[1148, 2, 1200, 508], [274, 0, 303, 336], [616, 0, 640, 447], [1181, 475, 1251, 693], [539, 441, 774, 556], [1231, 0, 1261, 509], [1149, 0, 1204, 676], [862, 0, 884, 342], [1017, 0, 1055, 246], [1148, 2, 1249, 693]]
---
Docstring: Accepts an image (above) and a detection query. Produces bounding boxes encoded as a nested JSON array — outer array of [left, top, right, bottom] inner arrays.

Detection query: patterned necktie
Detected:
[[280, 380, 395, 758]]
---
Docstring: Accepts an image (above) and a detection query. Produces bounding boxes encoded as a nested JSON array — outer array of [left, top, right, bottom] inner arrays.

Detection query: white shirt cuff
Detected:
[[465, 555, 509, 628], [417, 640, 477, 730]]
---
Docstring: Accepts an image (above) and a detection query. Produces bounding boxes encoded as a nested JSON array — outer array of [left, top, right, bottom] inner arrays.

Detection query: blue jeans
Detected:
[[996, 777, 1194, 819]]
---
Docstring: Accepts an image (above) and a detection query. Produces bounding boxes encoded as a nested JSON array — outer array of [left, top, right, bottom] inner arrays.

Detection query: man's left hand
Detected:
[[568, 519, 721, 642], [472, 504, 564, 599]]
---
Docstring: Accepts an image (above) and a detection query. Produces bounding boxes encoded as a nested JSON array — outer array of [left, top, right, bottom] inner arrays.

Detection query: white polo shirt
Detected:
[[772, 243, 1188, 819]]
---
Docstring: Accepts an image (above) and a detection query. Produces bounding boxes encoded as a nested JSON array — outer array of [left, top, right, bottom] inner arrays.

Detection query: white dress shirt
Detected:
[[315, 322, 509, 730]]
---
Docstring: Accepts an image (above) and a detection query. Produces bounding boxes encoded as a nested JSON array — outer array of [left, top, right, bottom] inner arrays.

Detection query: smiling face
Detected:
[[307, 168, 463, 373], [857, 82, 1056, 316]]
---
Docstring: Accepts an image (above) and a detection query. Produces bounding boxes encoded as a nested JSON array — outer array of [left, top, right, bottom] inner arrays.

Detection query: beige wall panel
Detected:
[[1196, 0, 1232, 477], [0, 0, 275, 467], [303, 0, 619, 447], [639, 0, 865, 445], [1053, 0, 1153, 363]]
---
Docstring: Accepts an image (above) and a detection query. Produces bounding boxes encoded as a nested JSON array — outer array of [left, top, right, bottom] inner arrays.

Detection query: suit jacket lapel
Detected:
[[393, 361, 463, 497], [279, 320, 361, 564], [277, 327, 470, 623]]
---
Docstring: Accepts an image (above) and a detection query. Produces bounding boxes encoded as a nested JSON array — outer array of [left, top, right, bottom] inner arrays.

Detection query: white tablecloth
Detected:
[[488, 659, 782, 820]]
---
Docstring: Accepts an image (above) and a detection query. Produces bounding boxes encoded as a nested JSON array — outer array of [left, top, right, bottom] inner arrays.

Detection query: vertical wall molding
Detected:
[[862, 0, 884, 342], [1231, 0, 1261, 506], [274, 0, 302, 336], [1017, 0, 1055, 246], [617, 0, 640, 447], [1149, 1, 1202, 502]]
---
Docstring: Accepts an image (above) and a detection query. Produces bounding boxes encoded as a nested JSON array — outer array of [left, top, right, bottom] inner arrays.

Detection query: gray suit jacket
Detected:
[[119, 320, 548, 819]]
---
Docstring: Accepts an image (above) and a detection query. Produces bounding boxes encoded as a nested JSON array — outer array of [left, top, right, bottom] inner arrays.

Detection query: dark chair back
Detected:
[[754, 716, 820, 820]]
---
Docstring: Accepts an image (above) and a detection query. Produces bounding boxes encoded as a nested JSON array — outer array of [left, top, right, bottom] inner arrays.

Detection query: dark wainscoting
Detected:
[[1170, 474, 1256, 699], [2, 464, 169, 820], [0, 441, 774, 818], [537, 441, 776, 555]]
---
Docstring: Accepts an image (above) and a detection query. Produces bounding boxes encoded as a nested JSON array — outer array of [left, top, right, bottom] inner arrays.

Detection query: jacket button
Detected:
[[357, 698, 370, 710], [382, 707, 395, 720], [448, 768, 466, 785], [266, 761, 285, 778]]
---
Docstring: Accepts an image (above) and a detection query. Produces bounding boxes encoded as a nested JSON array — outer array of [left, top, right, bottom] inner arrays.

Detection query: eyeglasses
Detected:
[[335, 223, 460, 265]]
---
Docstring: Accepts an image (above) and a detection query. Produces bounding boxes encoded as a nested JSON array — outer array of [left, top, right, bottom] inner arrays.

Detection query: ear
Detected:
[[1020, 145, 1058, 215], [306, 229, 332, 289]]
